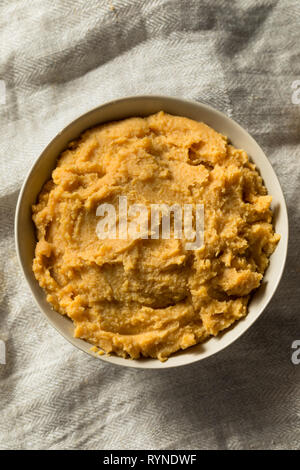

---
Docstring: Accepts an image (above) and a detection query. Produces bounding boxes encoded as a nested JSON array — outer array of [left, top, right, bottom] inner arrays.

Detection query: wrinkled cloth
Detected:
[[0, 0, 299, 450]]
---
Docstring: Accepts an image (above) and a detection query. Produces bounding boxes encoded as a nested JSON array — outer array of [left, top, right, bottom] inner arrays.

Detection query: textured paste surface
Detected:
[[32, 112, 280, 361]]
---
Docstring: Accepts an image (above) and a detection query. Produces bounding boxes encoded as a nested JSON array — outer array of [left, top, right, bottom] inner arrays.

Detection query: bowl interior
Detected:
[[15, 96, 288, 369]]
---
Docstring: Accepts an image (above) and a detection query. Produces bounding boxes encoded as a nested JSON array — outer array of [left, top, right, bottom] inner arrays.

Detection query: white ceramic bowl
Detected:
[[15, 96, 288, 369]]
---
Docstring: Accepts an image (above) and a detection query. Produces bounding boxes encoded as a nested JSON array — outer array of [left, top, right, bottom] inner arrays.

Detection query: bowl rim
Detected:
[[15, 94, 289, 369]]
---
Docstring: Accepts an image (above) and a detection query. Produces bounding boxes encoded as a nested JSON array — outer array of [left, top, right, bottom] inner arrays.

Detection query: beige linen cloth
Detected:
[[0, 0, 299, 450]]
